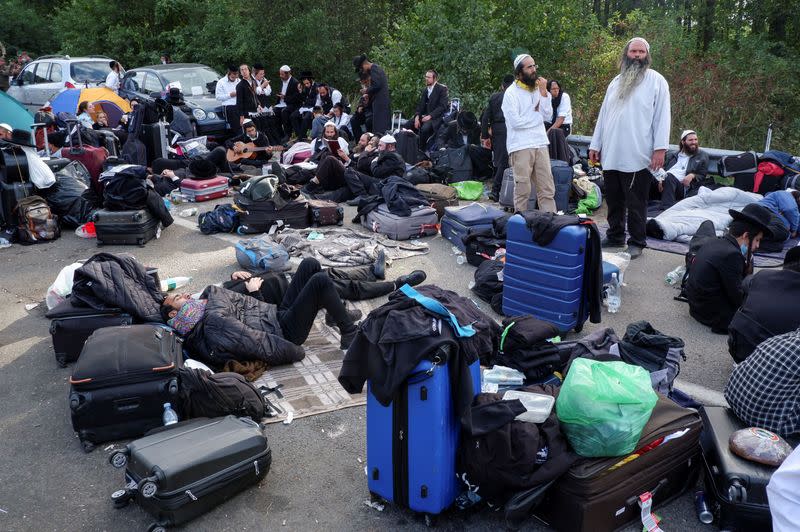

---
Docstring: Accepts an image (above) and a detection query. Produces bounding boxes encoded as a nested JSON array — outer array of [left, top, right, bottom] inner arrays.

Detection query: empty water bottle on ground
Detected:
[[162, 403, 178, 426], [606, 272, 621, 313], [179, 207, 198, 217], [160, 276, 192, 292], [665, 265, 686, 287]]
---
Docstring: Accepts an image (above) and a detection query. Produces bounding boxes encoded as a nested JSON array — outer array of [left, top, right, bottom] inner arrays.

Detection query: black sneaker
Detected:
[[372, 249, 386, 279], [600, 237, 626, 248], [394, 270, 426, 289], [325, 309, 363, 327]]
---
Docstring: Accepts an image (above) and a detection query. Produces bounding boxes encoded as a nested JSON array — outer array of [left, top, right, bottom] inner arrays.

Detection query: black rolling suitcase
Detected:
[[141, 122, 169, 165], [234, 193, 309, 233], [94, 208, 161, 246], [46, 297, 133, 367], [699, 406, 774, 531], [108, 416, 271, 531], [69, 324, 183, 452]]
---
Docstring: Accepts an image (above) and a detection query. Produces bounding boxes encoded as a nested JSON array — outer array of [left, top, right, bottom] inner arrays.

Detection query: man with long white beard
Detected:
[[589, 37, 671, 259]]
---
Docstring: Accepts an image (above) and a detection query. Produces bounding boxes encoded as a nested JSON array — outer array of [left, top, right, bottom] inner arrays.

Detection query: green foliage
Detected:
[[0, 0, 59, 55]]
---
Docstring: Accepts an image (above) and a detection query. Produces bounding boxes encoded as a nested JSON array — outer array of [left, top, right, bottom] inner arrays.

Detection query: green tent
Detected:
[[0, 90, 34, 131]]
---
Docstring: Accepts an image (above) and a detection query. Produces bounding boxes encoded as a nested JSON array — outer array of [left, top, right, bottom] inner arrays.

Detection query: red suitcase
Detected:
[[62, 121, 108, 195], [180, 176, 229, 202]]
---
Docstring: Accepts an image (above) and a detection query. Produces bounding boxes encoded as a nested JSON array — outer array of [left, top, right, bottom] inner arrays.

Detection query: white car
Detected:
[[7, 55, 115, 112]]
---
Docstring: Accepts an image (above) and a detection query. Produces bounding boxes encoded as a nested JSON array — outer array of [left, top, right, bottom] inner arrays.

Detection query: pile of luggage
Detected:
[[719, 149, 800, 194]]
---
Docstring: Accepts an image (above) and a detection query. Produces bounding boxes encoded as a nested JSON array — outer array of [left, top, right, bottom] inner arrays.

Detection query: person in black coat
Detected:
[[273, 65, 302, 140], [656, 130, 711, 209], [728, 247, 800, 362], [354, 54, 391, 134], [686, 204, 774, 334], [437, 111, 492, 179], [235, 64, 259, 126], [402, 70, 449, 150], [481, 75, 514, 200], [291, 71, 318, 140]]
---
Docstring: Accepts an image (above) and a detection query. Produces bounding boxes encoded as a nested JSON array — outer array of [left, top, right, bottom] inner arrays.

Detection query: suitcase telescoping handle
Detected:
[[31, 123, 50, 158]]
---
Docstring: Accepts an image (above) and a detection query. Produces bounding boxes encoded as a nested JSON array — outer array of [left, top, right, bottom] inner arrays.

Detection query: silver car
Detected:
[[7, 55, 114, 112]]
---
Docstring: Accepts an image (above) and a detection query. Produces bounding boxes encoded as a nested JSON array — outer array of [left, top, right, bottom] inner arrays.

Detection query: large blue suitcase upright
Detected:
[[440, 203, 505, 251], [367, 348, 481, 516], [503, 214, 591, 332]]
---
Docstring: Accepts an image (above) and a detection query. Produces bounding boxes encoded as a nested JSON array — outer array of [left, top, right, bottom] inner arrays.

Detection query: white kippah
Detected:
[[279, 65, 291, 72], [324, 121, 336, 128], [627, 37, 650, 52], [513, 54, 531, 69], [380, 134, 396, 144], [681, 129, 696, 140]]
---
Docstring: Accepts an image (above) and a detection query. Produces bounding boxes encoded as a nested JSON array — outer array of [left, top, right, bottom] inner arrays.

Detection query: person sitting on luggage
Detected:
[[161, 258, 361, 370], [290, 71, 318, 140], [150, 158, 220, 196], [0, 123, 12, 141], [403, 69, 449, 150], [728, 246, 800, 362], [686, 204, 773, 334], [756, 190, 800, 252], [165, 86, 193, 140], [225, 250, 427, 304], [724, 327, 800, 438], [653, 130, 711, 210], [76, 101, 95, 129], [39, 130, 66, 158]]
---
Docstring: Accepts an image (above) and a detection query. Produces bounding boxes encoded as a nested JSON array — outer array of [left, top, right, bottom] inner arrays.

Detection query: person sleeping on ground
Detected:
[[160, 257, 360, 370]]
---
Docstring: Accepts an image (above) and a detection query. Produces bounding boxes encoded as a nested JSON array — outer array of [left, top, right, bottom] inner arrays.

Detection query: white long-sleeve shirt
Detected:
[[589, 69, 671, 172], [501, 82, 552, 154], [105, 70, 120, 93], [215, 76, 239, 106]]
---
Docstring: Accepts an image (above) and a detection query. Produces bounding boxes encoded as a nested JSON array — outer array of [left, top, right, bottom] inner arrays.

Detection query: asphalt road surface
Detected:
[[0, 200, 729, 531]]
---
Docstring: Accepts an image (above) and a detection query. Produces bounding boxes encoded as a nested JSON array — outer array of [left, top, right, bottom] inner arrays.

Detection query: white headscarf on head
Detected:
[[626, 37, 650, 52]]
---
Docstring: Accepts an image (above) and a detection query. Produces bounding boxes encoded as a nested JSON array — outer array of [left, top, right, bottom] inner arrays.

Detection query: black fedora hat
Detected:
[[457, 111, 478, 130], [729, 204, 774, 238], [188, 158, 217, 179], [352, 54, 367, 73], [5, 129, 34, 147], [299, 70, 314, 81]]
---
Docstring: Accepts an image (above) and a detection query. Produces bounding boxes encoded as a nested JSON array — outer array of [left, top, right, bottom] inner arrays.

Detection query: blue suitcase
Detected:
[[440, 203, 505, 252], [503, 214, 592, 332], [551, 160, 574, 212], [367, 349, 481, 517]]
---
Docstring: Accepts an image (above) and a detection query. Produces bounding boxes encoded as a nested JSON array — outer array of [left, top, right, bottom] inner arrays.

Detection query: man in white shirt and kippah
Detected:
[[215, 65, 241, 134], [501, 53, 556, 213], [589, 37, 671, 259]]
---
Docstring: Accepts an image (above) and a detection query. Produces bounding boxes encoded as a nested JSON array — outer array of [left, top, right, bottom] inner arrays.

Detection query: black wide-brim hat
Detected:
[[729, 203, 774, 239], [5, 128, 35, 147], [353, 54, 367, 73], [457, 111, 478, 130], [188, 158, 217, 179]]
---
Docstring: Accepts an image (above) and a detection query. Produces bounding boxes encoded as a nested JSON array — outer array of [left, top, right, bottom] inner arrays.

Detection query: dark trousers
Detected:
[[152, 147, 232, 174], [276, 258, 352, 344], [328, 265, 395, 300], [316, 156, 347, 190], [604, 168, 650, 248], [279, 106, 297, 138], [402, 118, 440, 150], [224, 105, 240, 133], [660, 173, 692, 210], [290, 110, 313, 139], [490, 129, 508, 197]]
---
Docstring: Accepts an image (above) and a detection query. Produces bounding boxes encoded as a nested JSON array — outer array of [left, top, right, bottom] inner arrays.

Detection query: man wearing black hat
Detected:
[[4, 128, 35, 148], [482, 74, 515, 201], [166, 86, 193, 139], [686, 203, 774, 333], [215, 65, 241, 135], [727, 246, 800, 362], [353, 54, 391, 134]]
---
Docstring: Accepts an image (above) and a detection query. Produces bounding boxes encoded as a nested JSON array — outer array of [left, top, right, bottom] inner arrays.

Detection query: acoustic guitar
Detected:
[[226, 142, 285, 163]]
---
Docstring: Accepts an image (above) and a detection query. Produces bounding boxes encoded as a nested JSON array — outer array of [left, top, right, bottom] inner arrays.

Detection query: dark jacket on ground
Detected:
[[371, 150, 405, 179], [728, 269, 800, 362], [686, 234, 745, 332], [184, 285, 304, 370], [664, 148, 711, 190], [366, 64, 391, 134], [415, 83, 449, 121], [71, 253, 163, 322]]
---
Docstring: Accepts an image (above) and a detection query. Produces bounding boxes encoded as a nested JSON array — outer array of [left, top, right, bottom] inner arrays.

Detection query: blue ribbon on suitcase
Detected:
[[399, 284, 475, 337]]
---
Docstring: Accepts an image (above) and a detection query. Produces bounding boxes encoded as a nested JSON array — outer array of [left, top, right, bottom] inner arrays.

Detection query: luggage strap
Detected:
[[399, 284, 475, 337]]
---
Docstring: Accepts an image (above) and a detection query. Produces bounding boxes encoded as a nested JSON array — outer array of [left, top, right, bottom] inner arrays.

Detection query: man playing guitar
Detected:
[[225, 119, 283, 165]]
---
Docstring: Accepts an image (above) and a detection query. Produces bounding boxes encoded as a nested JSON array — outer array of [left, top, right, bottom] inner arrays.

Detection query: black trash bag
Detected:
[[41, 161, 95, 228]]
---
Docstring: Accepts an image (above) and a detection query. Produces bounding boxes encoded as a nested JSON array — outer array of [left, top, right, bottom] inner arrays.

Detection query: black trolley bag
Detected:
[[94, 208, 161, 246], [699, 406, 774, 531], [234, 192, 309, 234], [535, 395, 703, 531], [46, 297, 133, 367], [69, 324, 183, 452], [108, 416, 271, 532]]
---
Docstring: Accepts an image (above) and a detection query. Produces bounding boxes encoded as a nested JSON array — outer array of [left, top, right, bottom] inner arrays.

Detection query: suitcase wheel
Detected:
[[147, 524, 167, 532], [138, 478, 158, 498], [109, 450, 129, 469], [111, 489, 134, 509], [574, 323, 583, 333]]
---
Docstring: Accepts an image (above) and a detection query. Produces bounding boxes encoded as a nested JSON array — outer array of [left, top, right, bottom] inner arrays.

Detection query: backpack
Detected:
[[178, 368, 266, 421], [14, 195, 61, 243], [198, 204, 239, 234], [493, 316, 565, 380], [101, 165, 149, 210], [675, 219, 716, 302], [432, 146, 473, 183], [617, 321, 686, 395], [235, 236, 290, 272], [239, 175, 278, 202], [471, 258, 504, 315]]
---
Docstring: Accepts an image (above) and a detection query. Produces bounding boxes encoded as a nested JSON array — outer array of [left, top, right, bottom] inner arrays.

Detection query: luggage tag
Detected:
[[638, 492, 664, 532]]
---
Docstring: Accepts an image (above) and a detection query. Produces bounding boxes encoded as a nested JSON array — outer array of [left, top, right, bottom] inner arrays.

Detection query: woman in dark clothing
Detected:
[[544, 80, 572, 137]]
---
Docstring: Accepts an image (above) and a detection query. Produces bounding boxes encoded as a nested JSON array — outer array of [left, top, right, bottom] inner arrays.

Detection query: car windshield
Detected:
[[70, 61, 112, 83], [159, 67, 220, 97]]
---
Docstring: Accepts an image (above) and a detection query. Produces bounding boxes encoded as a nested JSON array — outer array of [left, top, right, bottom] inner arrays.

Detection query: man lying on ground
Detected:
[[161, 257, 360, 370]]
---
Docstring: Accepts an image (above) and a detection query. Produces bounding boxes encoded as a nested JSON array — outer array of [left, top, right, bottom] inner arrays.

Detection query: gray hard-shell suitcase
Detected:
[[109, 416, 271, 531], [499, 167, 536, 212], [362, 204, 439, 240], [94, 208, 161, 246]]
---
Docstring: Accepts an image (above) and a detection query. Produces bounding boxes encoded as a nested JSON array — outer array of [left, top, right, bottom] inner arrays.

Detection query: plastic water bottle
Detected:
[[606, 273, 621, 313], [179, 207, 198, 217], [162, 403, 178, 426], [160, 276, 192, 292], [456, 255, 466, 265], [0, 238, 11, 249], [665, 265, 686, 287]]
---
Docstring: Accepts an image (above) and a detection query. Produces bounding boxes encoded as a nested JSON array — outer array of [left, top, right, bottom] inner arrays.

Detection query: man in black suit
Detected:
[[291, 71, 318, 140], [272, 65, 302, 141], [481, 74, 514, 200], [403, 70, 449, 150]]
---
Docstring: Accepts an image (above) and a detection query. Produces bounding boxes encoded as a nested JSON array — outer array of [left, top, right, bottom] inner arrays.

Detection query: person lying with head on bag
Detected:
[[160, 258, 360, 371]]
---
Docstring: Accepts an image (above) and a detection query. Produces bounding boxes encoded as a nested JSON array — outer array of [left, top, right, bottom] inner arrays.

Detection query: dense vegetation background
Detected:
[[3, 0, 799, 152]]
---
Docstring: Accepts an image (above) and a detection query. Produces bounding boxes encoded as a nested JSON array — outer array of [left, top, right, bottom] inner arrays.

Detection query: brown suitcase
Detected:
[[535, 395, 702, 531], [308, 199, 344, 226], [416, 183, 459, 219]]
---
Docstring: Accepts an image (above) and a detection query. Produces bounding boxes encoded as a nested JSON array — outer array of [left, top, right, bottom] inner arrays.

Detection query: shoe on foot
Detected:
[[325, 308, 363, 327], [601, 237, 626, 248], [626, 245, 643, 259], [394, 270, 426, 289], [340, 326, 358, 350], [487, 193, 498, 202], [372, 249, 386, 279]]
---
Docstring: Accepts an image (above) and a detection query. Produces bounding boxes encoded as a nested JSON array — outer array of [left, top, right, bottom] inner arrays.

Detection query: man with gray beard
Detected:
[[589, 37, 671, 259]]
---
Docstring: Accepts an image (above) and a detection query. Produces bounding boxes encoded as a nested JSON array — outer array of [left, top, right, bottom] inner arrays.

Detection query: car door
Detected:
[[142, 72, 165, 98], [29, 62, 54, 107], [7, 62, 37, 108], [41, 62, 66, 104], [120, 70, 148, 101]]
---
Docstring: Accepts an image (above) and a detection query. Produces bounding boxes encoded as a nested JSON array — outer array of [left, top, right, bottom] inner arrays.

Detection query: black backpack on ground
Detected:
[[178, 368, 266, 421], [472, 258, 504, 314], [102, 165, 149, 210], [198, 204, 239, 234]]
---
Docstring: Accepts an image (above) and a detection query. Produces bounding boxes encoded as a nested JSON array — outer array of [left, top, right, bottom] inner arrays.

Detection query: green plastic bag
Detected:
[[556, 358, 658, 457], [450, 181, 484, 200]]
